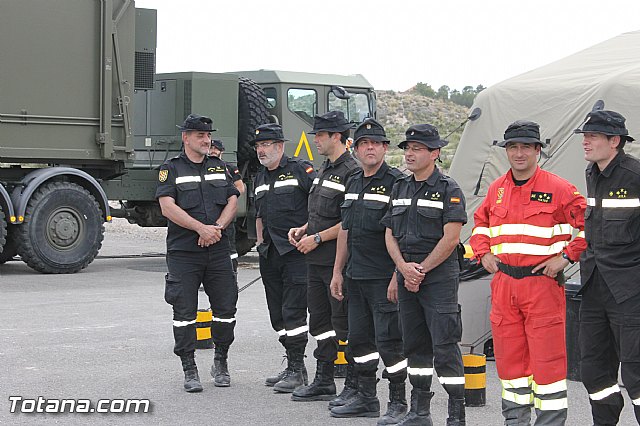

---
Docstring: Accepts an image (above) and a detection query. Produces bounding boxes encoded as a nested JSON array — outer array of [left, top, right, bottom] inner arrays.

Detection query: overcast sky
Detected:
[[136, 0, 640, 92]]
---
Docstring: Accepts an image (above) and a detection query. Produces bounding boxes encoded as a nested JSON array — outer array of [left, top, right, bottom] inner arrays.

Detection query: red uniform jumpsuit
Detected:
[[470, 166, 586, 425]]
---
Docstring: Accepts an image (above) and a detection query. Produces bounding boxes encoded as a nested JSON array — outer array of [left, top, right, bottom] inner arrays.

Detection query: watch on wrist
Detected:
[[561, 251, 574, 264], [314, 233, 322, 245]]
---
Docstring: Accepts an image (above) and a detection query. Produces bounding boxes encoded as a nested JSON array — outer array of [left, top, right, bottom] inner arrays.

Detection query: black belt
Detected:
[[497, 263, 543, 279], [497, 263, 566, 285]]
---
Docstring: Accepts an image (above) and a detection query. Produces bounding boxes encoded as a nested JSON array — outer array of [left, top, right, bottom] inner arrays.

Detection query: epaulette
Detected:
[[290, 157, 315, 174], [620, 153, 640, 175]]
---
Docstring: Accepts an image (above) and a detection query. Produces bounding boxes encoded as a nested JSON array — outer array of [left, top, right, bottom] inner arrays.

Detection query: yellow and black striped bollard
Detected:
[[334, 340, 348, 378], [463, 353, 486, 406], [195, 308, 213, 349]]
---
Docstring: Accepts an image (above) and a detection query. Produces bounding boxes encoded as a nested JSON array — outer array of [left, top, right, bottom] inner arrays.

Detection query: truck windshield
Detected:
[[328, 92, 371, 124]]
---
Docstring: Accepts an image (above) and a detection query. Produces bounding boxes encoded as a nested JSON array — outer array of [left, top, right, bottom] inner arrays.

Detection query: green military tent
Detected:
[[450, 30, 640, 243]]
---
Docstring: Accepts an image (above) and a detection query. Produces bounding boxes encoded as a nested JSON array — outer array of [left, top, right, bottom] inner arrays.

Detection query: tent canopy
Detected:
[[450, 30, 640, 241]]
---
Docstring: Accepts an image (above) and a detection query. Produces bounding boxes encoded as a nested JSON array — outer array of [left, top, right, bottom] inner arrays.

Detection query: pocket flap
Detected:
[[531, 315, 563, 329], [523, 204, 556, 218], [435, 303, 460, 314], [490, 205, 508, 218], [340, 199, 354, 208]]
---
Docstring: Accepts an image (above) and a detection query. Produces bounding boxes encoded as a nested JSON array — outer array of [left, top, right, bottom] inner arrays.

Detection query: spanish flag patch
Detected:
[[450, 197, 461, 203], [305, 166, 314, 174]]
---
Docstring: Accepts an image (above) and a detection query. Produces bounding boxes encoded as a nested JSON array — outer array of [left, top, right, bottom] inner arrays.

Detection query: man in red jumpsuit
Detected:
[[470, 120, 586, 425]]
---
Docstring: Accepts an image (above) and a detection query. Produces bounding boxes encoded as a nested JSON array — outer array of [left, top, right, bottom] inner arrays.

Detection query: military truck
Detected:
[[0, 0, 376, 273]]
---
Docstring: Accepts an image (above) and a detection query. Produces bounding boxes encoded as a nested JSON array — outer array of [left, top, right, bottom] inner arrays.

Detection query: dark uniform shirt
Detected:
[[254, 155, 316, 256], [224, 162, 242, 184], [580, 150, 640, 303], [307, 150, 360, 266], [155, 152, 240, 252], [381, 166, 467, 278], [341, 162, 403, 280]]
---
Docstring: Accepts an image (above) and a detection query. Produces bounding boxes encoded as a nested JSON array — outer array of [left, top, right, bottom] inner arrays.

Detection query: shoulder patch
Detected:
[[158, 169, 168, 182]]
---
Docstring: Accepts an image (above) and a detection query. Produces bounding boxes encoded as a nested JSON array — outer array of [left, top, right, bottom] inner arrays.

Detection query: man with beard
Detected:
[[288, 111, 360, 404], [253, 123, 316, 393], [329, 118, 407, 424], [156, 114, 239, 391]]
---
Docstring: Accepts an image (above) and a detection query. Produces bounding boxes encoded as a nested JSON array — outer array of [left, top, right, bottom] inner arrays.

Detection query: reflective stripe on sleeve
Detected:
[[176, 176, 201, 184], [386, 359, 408, 374], [286, 325, 308, 337], [491, 241, 568, 256], [312, 178, 320, 185], [633, 396, 640, 406], [472, 227, 491, 236], [501, 376, 532, 389], [255, 184, 270, 194], [274, 179, 299, 188], [344, 193, 359, 200], [534, 397, 568, 411], [204, 173, 226, 181], [354, 352, 380, 364], [392, 199, 412, 206], [416, 199, 444, 209], [502, 389, 533, 405], [439, 376, 466, 385], [321, 180, 346, 192], [532, 379, 567, 395], [407, 367, 434, 376], [576, 231, 585, 239], [230, 253, 239, 260], [363, 193, 391, 203], [173, 319, 197, 327], [587, 197, 596, 206], [276, 329, 286, 336], [313, 330, 337, 341], [601, 198, 640, 208], [589, 384, 621, 401]]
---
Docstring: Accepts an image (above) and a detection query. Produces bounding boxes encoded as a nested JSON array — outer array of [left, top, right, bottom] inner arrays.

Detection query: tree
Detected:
[[415, 82, 436, 98], [437, 85, 450, 100]]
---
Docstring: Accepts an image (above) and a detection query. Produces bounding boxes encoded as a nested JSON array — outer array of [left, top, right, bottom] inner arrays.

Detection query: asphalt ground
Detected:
[[0, 232, 636, 425]]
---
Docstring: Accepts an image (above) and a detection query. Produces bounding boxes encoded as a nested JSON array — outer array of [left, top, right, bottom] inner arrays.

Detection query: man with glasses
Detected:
[[253, 123, 316, 393], [381, 124, 467, 425], [470, 121, 586, 425]]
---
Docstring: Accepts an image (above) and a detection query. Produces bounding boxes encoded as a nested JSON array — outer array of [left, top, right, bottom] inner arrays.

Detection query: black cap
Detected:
[[211, 139, 225, 151], [308, 111, 355, 134], [398, 124, 448, 149], [574, 110, 635, 142], [177, 114, 217, 132], [354, 118, 390, 145], [251, 123, 288, 146], [496, 120, 541, 148]]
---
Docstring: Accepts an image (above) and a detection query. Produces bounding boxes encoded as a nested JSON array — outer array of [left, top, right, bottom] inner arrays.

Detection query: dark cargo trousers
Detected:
[[580, 268, 640, 425], [308, 264, 349, 362], [397, 272, 464, 398], [347, 277, 406, 381], [165, 245, 238, 357], [259, 245, 309, 351]]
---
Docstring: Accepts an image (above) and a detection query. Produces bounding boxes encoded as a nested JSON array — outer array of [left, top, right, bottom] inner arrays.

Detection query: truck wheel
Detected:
[[237, 77, 269, 172], [0, 206, 7, 257], [234, 228, 254, 257], [0, 224, 18, 265], [17, 182, 104, 273]]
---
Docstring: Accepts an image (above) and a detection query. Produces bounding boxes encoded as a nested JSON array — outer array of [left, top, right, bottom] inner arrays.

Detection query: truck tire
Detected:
[[0, 206, 7, 256], [0, 224, 18, 265], [234, 227, 254, 257], [16, 181, 105, 274], [237, 77, 270, 172]]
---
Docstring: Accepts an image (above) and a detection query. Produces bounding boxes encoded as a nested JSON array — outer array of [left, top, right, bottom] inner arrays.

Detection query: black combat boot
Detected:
[[211, 346, 230, 387], [329, 362, 358, 408], [180, 353, 203, 393], [396, 389, 434, 426], [446, 398, 466, 425], [273, 349, 307, 393], [265, 353, 288, 387], [378, 382, 408, 425], [330, 375, 380, 418], [291, 360, 336, 401]]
